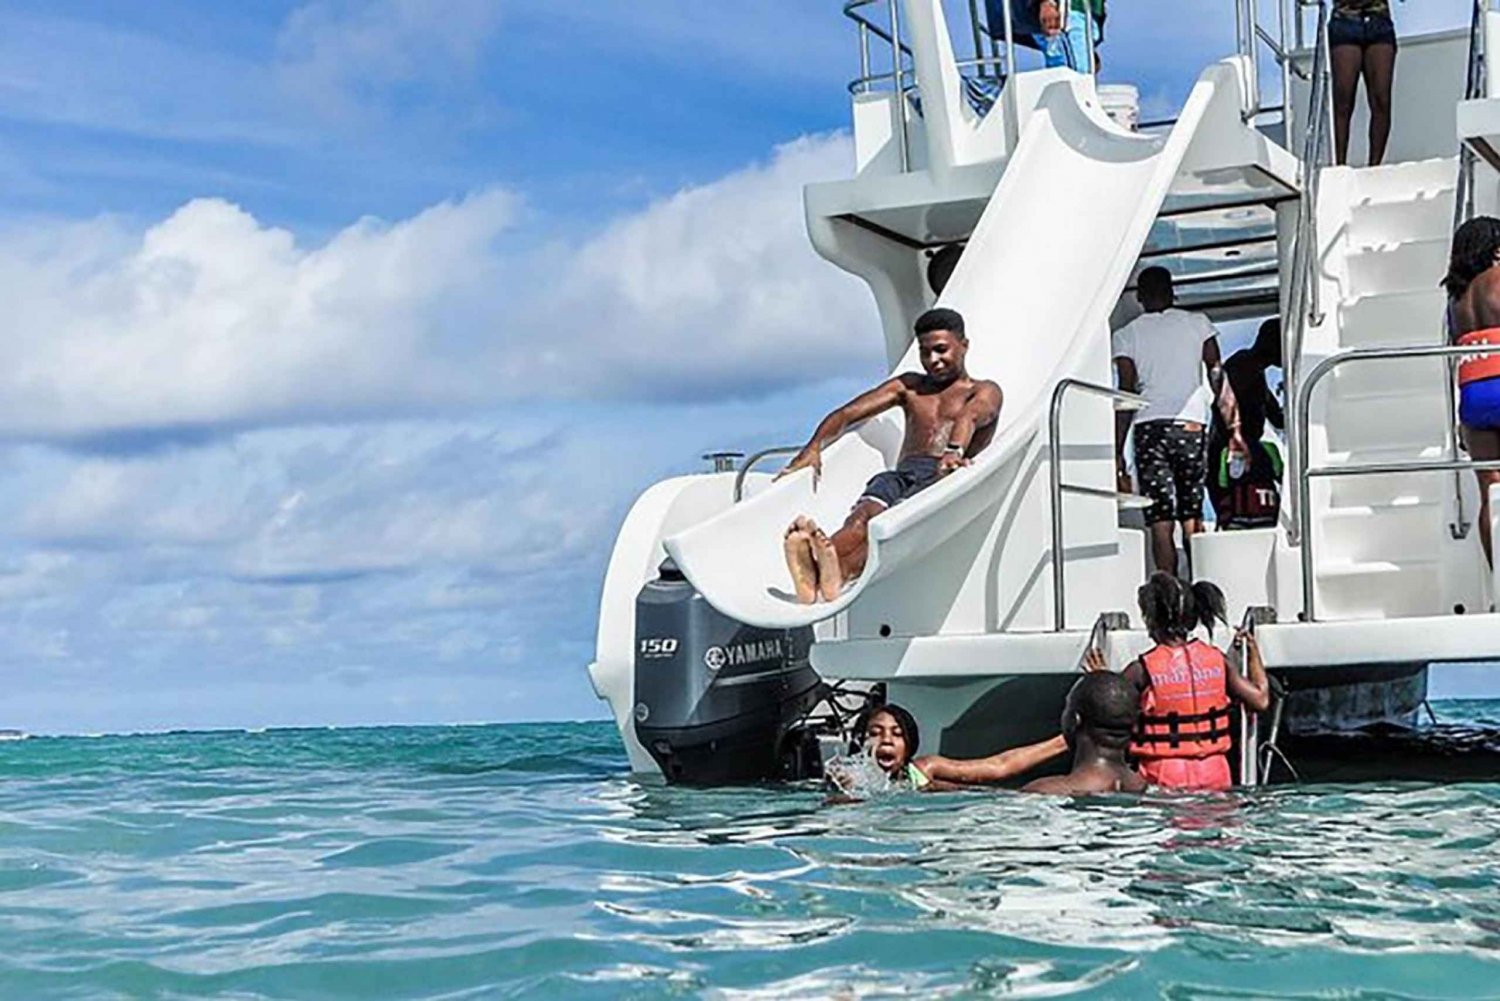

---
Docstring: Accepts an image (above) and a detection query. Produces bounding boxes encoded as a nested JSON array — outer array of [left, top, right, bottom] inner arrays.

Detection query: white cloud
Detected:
[[0, 190, 515, 438], [14, 421, 609, 581], [528, 133, 879, 400], [0, 132, 879, 441], [0, 130, 890, 731]]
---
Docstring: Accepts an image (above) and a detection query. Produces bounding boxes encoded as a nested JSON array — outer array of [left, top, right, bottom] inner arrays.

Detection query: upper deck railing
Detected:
[[841, 0, 1334, 174]]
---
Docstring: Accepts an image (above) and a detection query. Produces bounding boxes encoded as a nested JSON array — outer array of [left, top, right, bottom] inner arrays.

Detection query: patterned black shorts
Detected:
[[1133, 421, 1208, 525]]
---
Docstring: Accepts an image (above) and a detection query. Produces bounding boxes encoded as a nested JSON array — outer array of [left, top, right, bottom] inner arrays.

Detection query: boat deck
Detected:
[[811, 611, 1500, 681]]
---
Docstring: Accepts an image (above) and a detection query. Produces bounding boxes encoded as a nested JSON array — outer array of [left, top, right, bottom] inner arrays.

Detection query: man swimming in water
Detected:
[[1022, 668, 1147, 796], [779, 308, 1002, 603]]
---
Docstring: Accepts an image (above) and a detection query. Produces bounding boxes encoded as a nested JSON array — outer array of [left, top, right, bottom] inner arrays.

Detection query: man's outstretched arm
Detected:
[[913, 734, 1068, 787], [778, 377, 907, 482]]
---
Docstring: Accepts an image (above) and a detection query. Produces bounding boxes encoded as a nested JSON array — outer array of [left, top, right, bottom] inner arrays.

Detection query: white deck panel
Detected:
[[813, 613, 1500, 682]]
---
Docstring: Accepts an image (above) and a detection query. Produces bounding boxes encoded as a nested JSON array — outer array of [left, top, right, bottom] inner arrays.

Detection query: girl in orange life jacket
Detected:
[[1122, 573, 1271, 792]]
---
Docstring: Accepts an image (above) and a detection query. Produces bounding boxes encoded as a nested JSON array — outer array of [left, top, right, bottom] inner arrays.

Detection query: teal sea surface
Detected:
[[3, 704, 1500, 998]]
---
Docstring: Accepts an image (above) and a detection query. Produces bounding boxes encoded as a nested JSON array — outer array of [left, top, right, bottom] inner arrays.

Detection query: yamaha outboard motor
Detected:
[[633, 560, 821, 784]]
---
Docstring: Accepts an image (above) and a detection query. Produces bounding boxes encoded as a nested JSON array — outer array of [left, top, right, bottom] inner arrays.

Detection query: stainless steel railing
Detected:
[[841, 0, 1315, 175], [733, 446, 803, 503], [1282, 0, 1332, 546], [1235, 605, 1277, 786], [1450, 0, 1491, 538], [1048, 378, 1148, 631], [1295, 343, 1500, 622]]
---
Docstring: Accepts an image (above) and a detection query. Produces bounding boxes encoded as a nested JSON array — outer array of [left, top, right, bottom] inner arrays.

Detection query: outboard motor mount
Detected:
[[633, 560, 821, 784]]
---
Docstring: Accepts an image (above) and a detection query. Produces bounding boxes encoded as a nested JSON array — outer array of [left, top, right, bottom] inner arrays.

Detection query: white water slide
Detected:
[[667, 65, 1237, 631]]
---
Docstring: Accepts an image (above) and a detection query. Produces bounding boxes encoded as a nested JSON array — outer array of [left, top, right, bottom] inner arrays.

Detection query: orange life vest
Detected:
[[1457, 329, 1500, 387], [1129, 640, 1234, 760]]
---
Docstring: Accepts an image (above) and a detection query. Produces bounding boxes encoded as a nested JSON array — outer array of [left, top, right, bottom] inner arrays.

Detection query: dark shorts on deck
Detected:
[[1461, 376, 1500, 431], [1329, 13, 1397, 50], [1134, 421, 1208, 526], [859, 455, 941, 510]]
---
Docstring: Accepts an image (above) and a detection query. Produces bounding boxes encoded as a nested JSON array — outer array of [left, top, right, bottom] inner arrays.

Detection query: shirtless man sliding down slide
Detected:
[[778, 308, 1002, 603]]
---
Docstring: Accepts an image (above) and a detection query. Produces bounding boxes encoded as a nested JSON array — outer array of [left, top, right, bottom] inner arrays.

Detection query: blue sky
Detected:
[[0, 0, 1484, 733]]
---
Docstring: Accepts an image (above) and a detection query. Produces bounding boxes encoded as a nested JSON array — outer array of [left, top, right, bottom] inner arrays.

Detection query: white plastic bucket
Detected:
[[1099, 83, 1140, 132]]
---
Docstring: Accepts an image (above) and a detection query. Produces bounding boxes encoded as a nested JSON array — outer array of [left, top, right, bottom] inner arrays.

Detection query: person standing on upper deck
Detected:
[[1034, 0, 1105, 73], [1330, 0, 1403, 166], [1113, 267, 1247, 578]]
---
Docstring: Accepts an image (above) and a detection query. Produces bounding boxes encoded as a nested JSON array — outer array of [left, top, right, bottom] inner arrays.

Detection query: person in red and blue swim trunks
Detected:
[[1447, 217, 1500, 567]]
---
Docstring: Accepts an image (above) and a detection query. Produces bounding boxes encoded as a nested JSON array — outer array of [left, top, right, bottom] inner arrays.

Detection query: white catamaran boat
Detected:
[[589, 0, 1500, 785]]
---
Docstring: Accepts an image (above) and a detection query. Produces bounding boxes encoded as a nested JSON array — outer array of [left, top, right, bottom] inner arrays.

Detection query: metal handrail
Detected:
[[1282, 0, 1332, 545], [1445, 1, 1493, 539], [845, 1, 914, 57], [1295, 343, 1500, 622], [843, 0, 913, 169], [1236, 605, 1276, 786], [846, 67, 919, 95], [733, 446, 803, 503], [1048, 378, 1148, 632], [848, 54, 1017, 95], [839, 0, 1305, 173]]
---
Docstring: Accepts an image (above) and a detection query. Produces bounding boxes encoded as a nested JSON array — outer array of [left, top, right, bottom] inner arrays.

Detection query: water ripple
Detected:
[[0, 716, 1499, 997]]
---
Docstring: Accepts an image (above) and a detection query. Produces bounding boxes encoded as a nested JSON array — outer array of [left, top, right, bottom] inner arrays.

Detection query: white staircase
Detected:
[[1304, 158, 1462, 620]]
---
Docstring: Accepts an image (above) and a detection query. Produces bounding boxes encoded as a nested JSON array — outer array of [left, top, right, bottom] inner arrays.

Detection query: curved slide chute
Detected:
[[667, 65, 1232, 630]]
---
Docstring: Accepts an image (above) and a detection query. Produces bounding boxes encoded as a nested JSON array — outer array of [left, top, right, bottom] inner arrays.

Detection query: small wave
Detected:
[[0, 715, 1494, 996]]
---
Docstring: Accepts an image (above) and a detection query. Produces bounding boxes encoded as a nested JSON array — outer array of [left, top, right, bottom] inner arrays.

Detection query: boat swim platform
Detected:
[[811, 611, 1500, 682]]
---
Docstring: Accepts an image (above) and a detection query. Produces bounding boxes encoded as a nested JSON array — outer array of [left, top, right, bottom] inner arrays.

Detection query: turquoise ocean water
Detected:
[[3, 704, 1500, 998]]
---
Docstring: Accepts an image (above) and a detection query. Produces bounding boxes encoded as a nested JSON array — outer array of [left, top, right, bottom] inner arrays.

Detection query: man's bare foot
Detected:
[[810, 528, 844, 602], [783, 522, 818, 604]]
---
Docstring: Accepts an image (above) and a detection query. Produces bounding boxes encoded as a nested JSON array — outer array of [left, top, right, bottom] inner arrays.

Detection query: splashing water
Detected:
[[822, 741, 899, 799]]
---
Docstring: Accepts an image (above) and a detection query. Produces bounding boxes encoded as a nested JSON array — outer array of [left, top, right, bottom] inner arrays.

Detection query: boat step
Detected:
[[1319, 442, 1448, 466], [1338, 288, 1449, 350], [1319, 388, 1450, 454], [1316, 443, 1450, 506], [1326, 355, 1450, 399], [1316, 500, 1445, 562], [1347, 187, 1458, 251], [1350, 157, 1460, 202], [1346, 238, 1451, 299], [1314, 558, 1446, 619]]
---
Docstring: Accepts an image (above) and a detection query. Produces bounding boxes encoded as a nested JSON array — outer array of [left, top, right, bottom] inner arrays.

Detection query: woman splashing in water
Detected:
[[1122, 573, 1270, 792]]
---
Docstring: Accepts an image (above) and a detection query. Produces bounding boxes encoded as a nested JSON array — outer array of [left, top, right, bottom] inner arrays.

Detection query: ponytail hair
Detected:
[[1190, 580, 1227, 637], [1137, 572, 1228, 642]]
